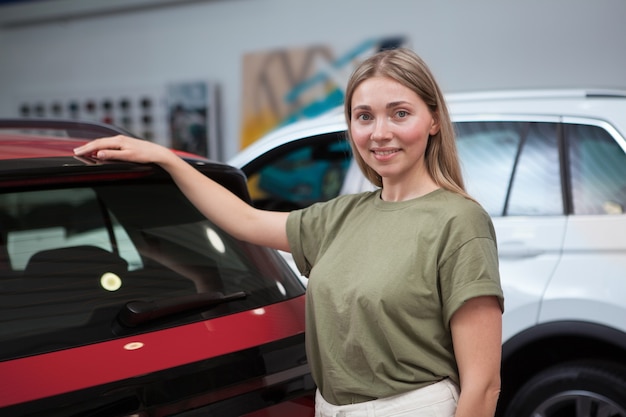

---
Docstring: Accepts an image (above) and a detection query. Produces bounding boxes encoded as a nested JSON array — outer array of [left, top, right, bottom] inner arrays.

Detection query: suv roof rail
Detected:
[[446, 88, 626, 102], [584, 89, 626, 98], [0, 118, 138, 140]]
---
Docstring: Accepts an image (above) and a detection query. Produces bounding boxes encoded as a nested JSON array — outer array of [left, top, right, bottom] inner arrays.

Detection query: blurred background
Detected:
[[0, 0, 624, 161]]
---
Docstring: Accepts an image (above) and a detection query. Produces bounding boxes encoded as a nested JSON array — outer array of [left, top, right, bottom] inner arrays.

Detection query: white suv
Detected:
[[229, 89, 626, 417]]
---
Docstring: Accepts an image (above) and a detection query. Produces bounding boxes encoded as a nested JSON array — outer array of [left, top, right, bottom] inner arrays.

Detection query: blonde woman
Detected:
[[75, 48, 503, 417]]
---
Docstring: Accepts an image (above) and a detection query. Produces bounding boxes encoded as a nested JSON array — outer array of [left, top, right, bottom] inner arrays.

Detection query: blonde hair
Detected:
[[344, 48, 473, 201]]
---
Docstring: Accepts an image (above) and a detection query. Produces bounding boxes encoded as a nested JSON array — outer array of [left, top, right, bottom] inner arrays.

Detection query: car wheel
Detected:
[[506, 360, 626, 417]]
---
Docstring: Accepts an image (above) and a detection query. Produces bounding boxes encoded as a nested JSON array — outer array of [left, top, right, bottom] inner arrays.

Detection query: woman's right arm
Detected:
[[74, 135, 291, 252]]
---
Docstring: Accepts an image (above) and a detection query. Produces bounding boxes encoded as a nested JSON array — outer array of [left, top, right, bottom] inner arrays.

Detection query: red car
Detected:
[[0, 119, 315, 416]]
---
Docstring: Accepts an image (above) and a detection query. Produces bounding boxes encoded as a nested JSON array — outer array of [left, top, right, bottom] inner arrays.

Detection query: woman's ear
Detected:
[[429, 111, 441, 135]]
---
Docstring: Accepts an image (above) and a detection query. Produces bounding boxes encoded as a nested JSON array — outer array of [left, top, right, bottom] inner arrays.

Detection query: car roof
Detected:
[[0, 118, 210, 162], [229, 88, 626, 168], [0, 119, 247, 194], [0, 134, 90, 160], [0, 134, 207, 162], [0, 121, 253, 206], [447, 89, 626, 126]]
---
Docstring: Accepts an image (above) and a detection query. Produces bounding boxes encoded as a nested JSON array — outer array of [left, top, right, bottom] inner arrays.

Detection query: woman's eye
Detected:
[[357, 113, 372, 121], [396, 110, 408, 118]]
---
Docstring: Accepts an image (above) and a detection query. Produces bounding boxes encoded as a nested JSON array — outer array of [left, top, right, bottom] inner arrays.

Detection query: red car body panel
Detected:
[[0, 295, 306, 408], [0, 126, 315, 416], [0, 135, 88, 159], [0, 135, 201, 160]]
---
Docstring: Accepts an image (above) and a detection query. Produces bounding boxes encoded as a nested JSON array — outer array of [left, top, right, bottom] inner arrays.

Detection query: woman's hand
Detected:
[[74, 135, 175, 165]]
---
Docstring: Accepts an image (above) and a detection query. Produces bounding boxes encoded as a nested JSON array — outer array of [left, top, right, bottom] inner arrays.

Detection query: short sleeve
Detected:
[[439, 236, 504, 326]]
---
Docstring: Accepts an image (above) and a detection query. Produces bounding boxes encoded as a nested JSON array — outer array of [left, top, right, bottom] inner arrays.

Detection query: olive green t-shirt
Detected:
[[286, 189, 504, 406]]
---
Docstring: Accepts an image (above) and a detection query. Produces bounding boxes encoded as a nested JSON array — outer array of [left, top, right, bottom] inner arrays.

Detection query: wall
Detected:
[[1, 0, 625, 160]]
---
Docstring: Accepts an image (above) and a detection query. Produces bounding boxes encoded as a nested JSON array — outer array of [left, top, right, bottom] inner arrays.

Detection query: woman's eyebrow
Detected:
[[352, 101, 410, 112], [386, 101, 410, 108], [352, 104, 371, 112]]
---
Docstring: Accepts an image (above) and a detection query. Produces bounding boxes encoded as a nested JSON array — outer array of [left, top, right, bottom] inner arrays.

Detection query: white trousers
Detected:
[[314, 379, 459, 417]]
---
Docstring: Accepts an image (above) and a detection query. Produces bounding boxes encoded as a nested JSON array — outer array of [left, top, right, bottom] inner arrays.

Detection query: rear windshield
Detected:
[[0, 181, 304, 361]]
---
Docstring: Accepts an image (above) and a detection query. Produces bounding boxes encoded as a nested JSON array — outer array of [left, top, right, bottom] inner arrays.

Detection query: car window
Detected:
[[455, 121, 523, 216], [246, 133, 352, 211], [507, 122, 562, 216], [567, 124, 626, 215], [0, 182, 302, 361], [456, 121, 562, 216], [4, 188, 142, 271]]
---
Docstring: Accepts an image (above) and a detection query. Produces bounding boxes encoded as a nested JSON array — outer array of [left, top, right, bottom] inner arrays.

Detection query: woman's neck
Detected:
[[380, 176, 439, 202]]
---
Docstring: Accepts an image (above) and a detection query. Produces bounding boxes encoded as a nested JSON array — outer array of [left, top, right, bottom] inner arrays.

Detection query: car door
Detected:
[[454, 117, 567, 340], [540, 119, 626, 331]]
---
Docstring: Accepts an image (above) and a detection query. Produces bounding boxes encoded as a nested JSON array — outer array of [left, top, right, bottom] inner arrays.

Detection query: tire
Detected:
[[506, 360, 626, 417]]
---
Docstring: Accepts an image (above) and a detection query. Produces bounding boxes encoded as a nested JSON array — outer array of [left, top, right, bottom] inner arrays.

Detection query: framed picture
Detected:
[[167, 80, 220, 159]]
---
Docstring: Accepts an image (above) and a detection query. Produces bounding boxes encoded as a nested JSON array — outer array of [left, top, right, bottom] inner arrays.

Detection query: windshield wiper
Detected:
[[117, 291, 247, 327]]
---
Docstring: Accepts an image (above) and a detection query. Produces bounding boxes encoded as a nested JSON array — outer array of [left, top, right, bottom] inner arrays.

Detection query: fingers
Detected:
[[73, 135, 171, 165], [74, 135, 147, 162], [73, 135, 125, 158]]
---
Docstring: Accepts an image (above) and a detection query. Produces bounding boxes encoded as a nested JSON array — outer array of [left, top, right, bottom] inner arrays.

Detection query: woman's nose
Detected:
[[371, 118, 392, 141]]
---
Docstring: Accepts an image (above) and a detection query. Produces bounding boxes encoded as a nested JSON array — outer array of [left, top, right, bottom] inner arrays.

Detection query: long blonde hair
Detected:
[[344, 48, 473, 201]]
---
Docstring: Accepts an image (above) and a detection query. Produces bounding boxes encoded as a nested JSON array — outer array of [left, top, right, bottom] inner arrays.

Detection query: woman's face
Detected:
[[349, 76, 439, 187]]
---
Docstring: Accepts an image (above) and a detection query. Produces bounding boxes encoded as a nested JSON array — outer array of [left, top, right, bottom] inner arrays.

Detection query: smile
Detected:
[[372, 149, 400, 156]]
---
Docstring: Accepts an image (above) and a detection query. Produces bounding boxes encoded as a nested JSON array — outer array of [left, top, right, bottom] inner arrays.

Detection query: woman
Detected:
[[75, 48, 503, 417]]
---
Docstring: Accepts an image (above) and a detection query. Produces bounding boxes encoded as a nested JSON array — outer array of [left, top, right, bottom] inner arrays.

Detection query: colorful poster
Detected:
[[239, 37, 407, 149]]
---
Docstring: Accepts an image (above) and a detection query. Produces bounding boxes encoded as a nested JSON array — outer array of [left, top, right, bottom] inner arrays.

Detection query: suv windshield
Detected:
[[0, 180, 303, 361]]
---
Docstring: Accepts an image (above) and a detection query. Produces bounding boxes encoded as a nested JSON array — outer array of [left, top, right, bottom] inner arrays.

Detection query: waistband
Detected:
[[315, 378, 460, 417]]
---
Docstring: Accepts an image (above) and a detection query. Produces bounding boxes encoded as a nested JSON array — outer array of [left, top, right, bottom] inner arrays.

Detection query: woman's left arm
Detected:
[[450, 295, 503, 417]]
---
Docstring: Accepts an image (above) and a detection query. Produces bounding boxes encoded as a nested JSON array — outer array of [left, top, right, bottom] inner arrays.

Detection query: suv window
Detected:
[[0, 181, 302, 361], [455, 121, 525, 216], [456, 121, 562, 216], [456, 120, 626, 217], [507, 122, 562, 216], [567, 124, 626, 215], [248, 133, 351, 211]]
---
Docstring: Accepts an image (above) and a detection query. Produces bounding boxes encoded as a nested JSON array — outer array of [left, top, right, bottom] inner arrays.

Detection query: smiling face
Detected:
[[349, 76, 440, 194]]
